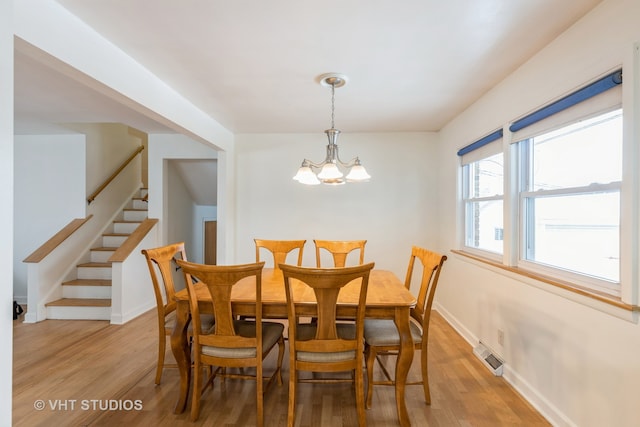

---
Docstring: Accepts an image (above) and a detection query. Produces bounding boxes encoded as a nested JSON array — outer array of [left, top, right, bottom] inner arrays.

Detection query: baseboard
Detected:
[[13, 296, 27, 305], [110, 301, 155, 325]]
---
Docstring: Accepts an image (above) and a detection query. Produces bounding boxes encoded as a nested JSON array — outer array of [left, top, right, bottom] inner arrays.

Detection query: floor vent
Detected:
[[473, 342, 504, 376]]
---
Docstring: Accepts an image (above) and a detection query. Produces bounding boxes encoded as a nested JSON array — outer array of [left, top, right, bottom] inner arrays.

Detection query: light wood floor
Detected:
[[13, 309, 549, 426]]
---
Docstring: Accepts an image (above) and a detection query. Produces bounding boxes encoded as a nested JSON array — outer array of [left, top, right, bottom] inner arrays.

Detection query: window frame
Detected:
[[461, 152, 505, 262], [457, 68, 633, 306], [515, 110, 622, 295]]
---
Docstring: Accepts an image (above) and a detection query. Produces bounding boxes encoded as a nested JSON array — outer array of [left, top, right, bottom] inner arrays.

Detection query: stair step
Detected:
[[113, 220, 141, 233], [131, 199, 147, 209], [77, 262, 112, 280], [90, 247, 117, 262], [63, 279, 111, 286], [123, 208, 148, 221], [78, 262, 111, 268], [102, 233, 129, 247], [62, 279, 112, 299], [46, 298, 111, 307], [46, 298, 111, 320]]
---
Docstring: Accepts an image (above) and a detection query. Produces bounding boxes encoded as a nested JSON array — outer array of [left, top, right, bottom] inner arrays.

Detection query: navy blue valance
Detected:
[[509, 69, 622, 133], [457, 129, 503, 157]]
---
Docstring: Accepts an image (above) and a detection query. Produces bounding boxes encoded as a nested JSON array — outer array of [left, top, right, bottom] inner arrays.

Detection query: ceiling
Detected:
[[14, 0, 604, 136]]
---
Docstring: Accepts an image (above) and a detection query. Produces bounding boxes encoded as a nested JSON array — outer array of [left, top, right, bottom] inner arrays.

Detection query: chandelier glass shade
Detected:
[[293, 73, 371, 186]]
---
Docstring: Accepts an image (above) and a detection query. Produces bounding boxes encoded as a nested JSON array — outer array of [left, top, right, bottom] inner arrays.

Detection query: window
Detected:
[[463, 152, 504, 255], [458, 69, 624, 298], [518, 109, 622, 290]]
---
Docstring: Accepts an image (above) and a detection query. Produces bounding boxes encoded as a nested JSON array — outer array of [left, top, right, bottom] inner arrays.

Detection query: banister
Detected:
[[87, 145, 145, 205], [23, 215, 93, 263]]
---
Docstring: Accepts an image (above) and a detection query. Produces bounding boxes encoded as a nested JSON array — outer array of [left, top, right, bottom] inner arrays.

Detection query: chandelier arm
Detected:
[[301, 158, 329, 170], [334, 155, 360, 169]]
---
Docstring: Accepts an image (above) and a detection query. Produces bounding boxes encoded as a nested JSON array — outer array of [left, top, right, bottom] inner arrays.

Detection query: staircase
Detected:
[[45, 189, 148, 320]]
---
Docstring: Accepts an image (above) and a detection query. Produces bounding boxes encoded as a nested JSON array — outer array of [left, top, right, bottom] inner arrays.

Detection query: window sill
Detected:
[[451, 249, 639, 319]]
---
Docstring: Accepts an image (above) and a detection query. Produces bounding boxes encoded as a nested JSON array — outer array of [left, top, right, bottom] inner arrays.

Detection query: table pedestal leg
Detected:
[[171, 305, 191, 414], [394, 307, 414, 427]]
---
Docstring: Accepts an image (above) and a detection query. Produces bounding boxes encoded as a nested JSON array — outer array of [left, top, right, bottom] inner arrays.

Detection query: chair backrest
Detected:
[[280, 262, 375, 357], [142, 242, 188, 317], [176, 259, 266, 355], [404, 246, 447, 332], [313, 239, 367, 267], [254, 239, 305, 272]]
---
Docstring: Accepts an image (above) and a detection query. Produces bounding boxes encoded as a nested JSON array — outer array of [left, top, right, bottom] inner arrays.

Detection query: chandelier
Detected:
[[293, 73, 371, 186]]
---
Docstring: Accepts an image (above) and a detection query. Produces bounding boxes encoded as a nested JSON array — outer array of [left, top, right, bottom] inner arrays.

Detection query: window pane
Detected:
[[531, 110, 622, 190], [469, 153, 504, 197], [466, 200, 503, 254], [524, 192, 619, 282]]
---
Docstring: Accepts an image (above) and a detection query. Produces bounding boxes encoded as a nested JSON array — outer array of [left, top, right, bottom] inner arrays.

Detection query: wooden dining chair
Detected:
[[363, 246, 447, 408], [279, 262, 375, 427], [313, 239, 367, 267], [175, 259, 285, 424], [141, 242, 214, 385], [254, 239, 305, 273]]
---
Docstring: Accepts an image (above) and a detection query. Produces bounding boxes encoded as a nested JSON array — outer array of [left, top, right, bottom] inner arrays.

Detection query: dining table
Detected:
[[171, 267, 417, 426]]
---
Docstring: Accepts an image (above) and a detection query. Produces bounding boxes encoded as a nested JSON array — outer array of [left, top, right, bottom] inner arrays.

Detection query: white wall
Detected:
[[1, 0, 13, 423], [64, 123, 141, 196], [235, 132, 438, 283], [147, 134, 222, 261], [436, 0, 640, 425], [166, 160, 198, 256], [13, 134, 85, 302]]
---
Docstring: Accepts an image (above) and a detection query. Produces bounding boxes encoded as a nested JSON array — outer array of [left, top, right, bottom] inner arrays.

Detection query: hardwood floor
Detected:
[[13, 309, 549, 426]]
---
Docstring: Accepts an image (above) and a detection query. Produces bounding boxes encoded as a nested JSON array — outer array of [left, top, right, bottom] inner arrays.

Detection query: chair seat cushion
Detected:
[[295, 323, 357, 362], [363, 318, 423, 347], [201, 320, 284, 359], [165, 312, 215, 333]]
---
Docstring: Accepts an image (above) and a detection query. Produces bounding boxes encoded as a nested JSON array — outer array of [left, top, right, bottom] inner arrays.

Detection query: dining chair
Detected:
[[313, 239, 367, 267], [141, 242, 214, 385], [254, 239, 306, 273], [279, 262, 375, 427], [363, 246, 447, 408], [175, 259, 285, 424]]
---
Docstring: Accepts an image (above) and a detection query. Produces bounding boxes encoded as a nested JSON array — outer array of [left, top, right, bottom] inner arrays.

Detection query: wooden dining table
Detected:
[[171, 267, 417, 426]]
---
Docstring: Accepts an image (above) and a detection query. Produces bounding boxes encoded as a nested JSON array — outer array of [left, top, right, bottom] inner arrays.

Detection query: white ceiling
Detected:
[[13, 1, 604, 208], [14, 0, 604, 136]]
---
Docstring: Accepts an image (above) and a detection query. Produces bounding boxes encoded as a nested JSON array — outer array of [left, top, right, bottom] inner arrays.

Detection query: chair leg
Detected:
[[287, 367, 297, 427], [256, 363, 264, 427], [365, 344, 376, 409], [155, 333, 165, 385], [276, 336, 285, 385], [190, 359, 203, 421], [420, 349, 431, 405], [355, 361, 367, 426]]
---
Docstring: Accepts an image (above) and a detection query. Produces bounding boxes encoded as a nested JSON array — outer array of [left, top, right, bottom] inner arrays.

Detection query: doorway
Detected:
[[204, 220, 217, 265]]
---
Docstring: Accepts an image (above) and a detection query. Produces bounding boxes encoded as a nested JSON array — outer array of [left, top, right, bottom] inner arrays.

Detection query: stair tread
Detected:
[[91, 247, 118, 252], [46, 298, 111, 307], [102, 233, 130, 237], [63, 279, 112, 286], [78, 262, 111, 267]]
